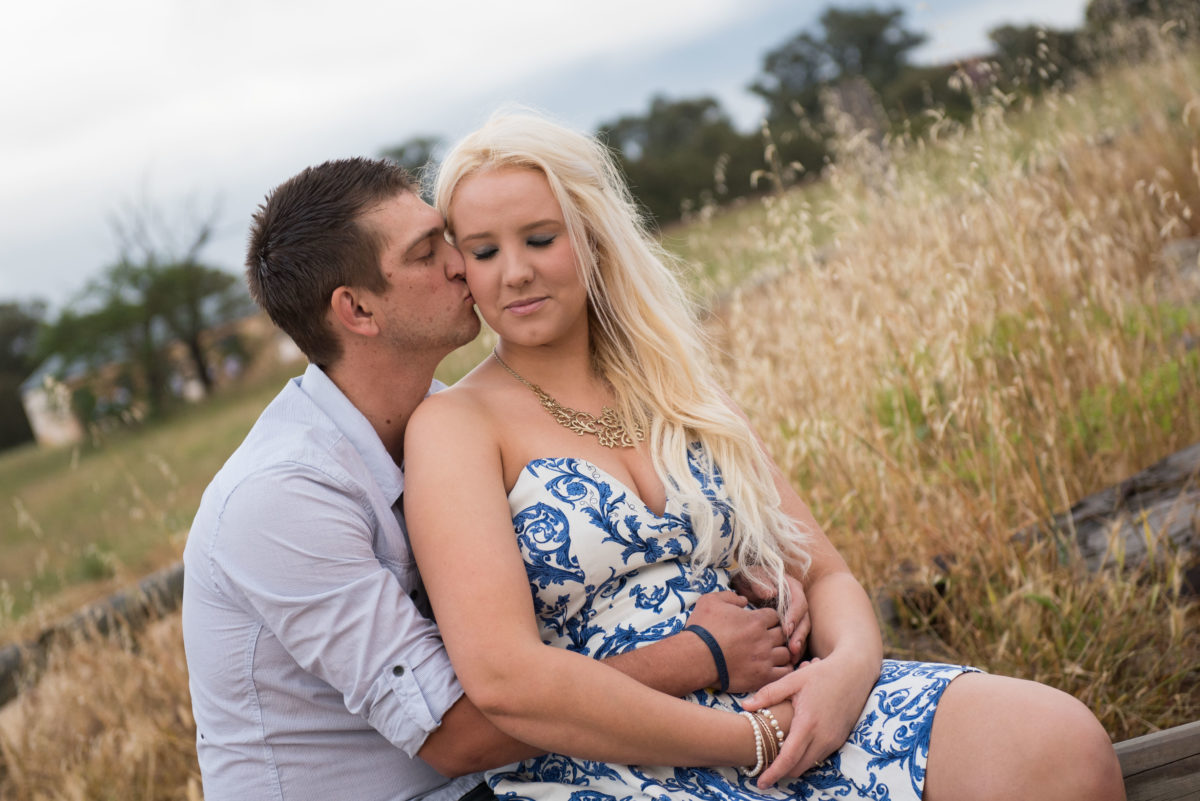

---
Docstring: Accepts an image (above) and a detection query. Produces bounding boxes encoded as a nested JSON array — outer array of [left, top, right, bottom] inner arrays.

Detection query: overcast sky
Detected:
[[1, 0, 1088, 309]]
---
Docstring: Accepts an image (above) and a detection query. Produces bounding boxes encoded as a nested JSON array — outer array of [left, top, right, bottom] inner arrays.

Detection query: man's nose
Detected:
[[444, 243, 466, 280]]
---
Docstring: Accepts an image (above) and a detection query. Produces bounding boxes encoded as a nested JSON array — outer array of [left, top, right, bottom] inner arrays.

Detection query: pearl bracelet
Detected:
[[759, 708, 785, 753], [739, 711, 766, 777]]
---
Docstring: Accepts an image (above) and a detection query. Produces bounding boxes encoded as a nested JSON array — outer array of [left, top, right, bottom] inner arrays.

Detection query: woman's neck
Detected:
[[493, 335, 602, 400]]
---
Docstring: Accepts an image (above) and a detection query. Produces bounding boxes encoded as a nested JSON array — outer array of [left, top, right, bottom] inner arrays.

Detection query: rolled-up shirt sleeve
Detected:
[[209, 463, 463, 756]]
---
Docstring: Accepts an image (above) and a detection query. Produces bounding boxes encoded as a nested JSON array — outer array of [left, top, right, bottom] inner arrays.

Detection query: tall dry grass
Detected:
[[704, 47, 1200, 740], [0, 617, 199, 800], [2, 35, 1199, 801]]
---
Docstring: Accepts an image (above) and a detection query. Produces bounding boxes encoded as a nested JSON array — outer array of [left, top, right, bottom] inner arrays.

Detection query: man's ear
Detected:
[[329, 286, 379, 339]]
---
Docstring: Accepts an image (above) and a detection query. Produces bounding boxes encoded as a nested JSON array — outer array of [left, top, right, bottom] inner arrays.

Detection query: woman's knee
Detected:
[[926, 672, 1124, 801]]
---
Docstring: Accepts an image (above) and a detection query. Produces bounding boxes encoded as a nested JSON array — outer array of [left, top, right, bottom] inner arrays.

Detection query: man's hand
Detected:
[[731, 570, 811, 664], [685, 591, 792, 693]]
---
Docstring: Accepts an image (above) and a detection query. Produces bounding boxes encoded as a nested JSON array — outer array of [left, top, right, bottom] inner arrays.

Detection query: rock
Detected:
[[1028, 442, 1200, 582]]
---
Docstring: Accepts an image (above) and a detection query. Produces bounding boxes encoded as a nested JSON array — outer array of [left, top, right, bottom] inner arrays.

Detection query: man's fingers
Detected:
[[703, 589, 748, 607], [753, 606, 782, 628], [766, 665, 792, 683]]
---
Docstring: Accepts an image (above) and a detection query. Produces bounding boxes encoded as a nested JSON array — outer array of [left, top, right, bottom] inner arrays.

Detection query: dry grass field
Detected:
[[2, 37, 1198, 800]]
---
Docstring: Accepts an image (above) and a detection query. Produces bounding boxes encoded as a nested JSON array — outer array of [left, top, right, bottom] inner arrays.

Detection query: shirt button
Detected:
[[393, 665, 406, 677]]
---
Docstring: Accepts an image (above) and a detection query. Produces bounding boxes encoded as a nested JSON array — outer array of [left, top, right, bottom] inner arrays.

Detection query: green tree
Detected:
[[39, 261, 174, 418], [988, 24, 1089, 92], [820, 7, 927, 93], [599, 96, 768, 223], [1085, 0, 1195, 29], [147, 260, 246, 394], [38, 203, 250, 421], [879, 64, 973, 126], [750, 6, 927, 124], [382, 135, 444, 200], [0, 299, 46, 449]]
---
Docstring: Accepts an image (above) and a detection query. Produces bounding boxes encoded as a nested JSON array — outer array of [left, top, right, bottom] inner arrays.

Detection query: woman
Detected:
[[403, 112, 1124, 800]]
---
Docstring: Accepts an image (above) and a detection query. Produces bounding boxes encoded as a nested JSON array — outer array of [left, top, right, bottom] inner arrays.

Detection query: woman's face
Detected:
[[448, 166, 589, 350]]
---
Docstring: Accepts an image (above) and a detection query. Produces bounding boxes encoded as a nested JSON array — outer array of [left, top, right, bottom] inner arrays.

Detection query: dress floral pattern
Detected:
[[489, 453, 977, 801]]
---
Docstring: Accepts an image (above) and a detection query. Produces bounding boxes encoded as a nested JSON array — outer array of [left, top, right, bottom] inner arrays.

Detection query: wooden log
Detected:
[[1116, 720, 1200, 801], [0, 561, 184, 707]]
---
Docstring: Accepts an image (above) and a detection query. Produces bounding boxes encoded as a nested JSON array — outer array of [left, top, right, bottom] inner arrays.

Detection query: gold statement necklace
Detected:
[[491, 350, 644, 449]]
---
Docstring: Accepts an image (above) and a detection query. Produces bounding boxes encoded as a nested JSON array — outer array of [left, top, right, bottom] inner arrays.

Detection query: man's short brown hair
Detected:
[[246, 158, 414, 367]]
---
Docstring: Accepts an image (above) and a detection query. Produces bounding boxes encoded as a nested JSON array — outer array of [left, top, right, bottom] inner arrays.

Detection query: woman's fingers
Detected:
[[781, 575, 808, 629], [757, 694, 814, 787], [787, 612, 811, 661], [742, 670, 798, 711], [742, 656, 821, 710]]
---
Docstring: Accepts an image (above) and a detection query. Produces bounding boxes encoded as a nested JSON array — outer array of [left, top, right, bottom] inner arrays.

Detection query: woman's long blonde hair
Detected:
[[435, 111, 810, 606]]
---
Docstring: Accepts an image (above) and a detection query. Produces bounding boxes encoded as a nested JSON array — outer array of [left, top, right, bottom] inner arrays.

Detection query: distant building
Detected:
[[19, 355, 87, 447]]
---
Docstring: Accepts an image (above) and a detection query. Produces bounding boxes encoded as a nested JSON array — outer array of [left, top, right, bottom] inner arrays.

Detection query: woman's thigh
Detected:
[[924, 672, 1124, 801]]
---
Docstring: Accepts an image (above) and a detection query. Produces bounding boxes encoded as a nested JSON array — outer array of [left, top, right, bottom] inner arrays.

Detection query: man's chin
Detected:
[[451, 316, 483, 349]]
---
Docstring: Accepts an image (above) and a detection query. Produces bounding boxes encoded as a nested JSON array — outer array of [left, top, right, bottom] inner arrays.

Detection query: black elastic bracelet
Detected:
[[683, 624, 729, 692]]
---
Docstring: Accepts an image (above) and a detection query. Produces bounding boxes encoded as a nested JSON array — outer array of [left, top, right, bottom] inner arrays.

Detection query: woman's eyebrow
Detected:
[[520, 219, 560, 232], [456, 229, 492, 246], [457, 218, 560, 246]]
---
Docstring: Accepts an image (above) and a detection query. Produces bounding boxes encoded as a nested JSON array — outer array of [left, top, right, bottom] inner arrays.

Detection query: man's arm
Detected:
[[421, 588, 801, 775], [605, 589, 797, 696], [214, 468, 488, 762]]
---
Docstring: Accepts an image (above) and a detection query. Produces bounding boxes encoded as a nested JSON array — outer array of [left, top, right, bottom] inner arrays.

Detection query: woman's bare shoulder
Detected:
[[408, 363, 510, 445]]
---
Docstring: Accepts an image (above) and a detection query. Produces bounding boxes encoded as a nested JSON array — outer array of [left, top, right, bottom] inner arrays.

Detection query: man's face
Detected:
[[357, 191, 480, 356]]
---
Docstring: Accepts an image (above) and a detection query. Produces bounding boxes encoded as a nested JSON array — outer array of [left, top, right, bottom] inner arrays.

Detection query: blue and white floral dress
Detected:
[[489, 453, 977, 801]]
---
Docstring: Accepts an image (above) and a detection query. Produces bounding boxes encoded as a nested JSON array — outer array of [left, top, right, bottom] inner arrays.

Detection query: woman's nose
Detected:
[[500, 251, 533, 287]]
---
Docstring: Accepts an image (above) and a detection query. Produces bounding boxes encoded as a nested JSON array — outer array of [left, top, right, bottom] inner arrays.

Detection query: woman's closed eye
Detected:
[[470, 234, 554, 261]]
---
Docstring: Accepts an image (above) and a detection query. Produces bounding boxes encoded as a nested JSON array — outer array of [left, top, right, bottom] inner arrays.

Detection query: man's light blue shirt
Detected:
[[182, 363, 483, 801]]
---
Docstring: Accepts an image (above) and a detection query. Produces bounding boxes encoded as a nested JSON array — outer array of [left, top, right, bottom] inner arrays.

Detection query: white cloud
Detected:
[[1, 0, 765, 301]]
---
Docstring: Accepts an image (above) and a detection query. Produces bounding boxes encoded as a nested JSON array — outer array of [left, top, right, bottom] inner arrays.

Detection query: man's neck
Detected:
[[324, 350, 441, 465]]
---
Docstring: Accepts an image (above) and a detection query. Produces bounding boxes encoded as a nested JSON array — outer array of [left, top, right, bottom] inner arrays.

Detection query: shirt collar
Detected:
[[297, 363, 409, 503]]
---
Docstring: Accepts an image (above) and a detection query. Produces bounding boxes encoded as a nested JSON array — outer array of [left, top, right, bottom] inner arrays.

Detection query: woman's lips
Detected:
[[506, 297, 547, 316]]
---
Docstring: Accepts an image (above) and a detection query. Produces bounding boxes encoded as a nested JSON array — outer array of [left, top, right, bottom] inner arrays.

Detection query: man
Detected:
[[182, 158, 807, 801]]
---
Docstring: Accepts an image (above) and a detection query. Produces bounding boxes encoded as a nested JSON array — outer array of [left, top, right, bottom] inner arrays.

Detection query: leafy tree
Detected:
[[988, 25, 1089, 92], [38, 261, 174, 417], [381, 135, 444, 200], [0, 300, 45, 375], [0, 299, 46, 449], [38, 202, 251, 421], [748, 6, 928, 178], [147, 261, 245, 394], [879, 64, 973, 126], [599, 96, 768, 223], [750, 29, 831, 126], [750, 6, 927, 124], [1085, 0, 1195, 29], [820, 7, 927, 93]]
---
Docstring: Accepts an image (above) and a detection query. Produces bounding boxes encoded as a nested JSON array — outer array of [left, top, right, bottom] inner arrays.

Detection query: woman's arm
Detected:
[[741, 445, 883, 787], [403, 391, 775, 768]]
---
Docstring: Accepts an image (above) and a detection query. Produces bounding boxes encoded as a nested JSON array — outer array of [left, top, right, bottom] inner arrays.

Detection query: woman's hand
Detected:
[[742, 653, 879, 788]]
